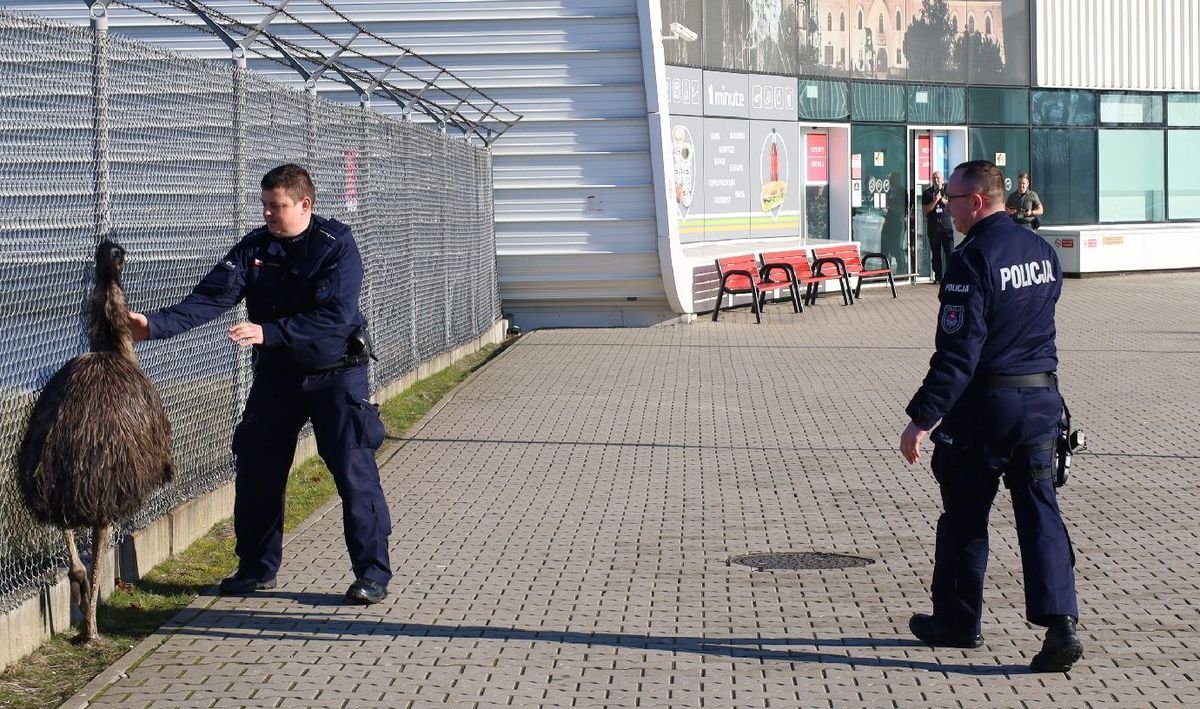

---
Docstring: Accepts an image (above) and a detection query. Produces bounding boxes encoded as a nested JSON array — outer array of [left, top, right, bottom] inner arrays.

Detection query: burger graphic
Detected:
[[760, 129, 787, 216]]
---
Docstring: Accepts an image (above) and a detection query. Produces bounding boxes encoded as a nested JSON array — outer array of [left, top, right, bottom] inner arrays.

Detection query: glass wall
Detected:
[[1031, 129, 1097, 225], [852, 82, 905, 122], [1168, 131, 1200, 219], [1032, 89, 1096, 126], [662, 0, 1032, 86], [967, 87, 1028, 124], [908, 85, 965, 123], [969, 128, 1029, 191], [799, 79, 850, 120], [1100, 94, 1164, 124], [1167, 94, 1200, 127], [1098, 130, 1165, 222]]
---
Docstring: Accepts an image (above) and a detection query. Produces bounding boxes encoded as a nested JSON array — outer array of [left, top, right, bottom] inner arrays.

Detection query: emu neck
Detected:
[[90, 273, 135, 361]]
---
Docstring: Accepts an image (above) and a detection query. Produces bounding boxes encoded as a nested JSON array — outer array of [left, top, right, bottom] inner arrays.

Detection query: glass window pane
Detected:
[[908, 85, 965, 123], [1031, 129, 1097, 225], [1168, 131, 1200, 219], [1098, 130, 1165, 222], [963, 0, 1031, 85], [905, 0, 968, 84], [1168, 94, 1200, 127], [1099, 94, 1164, 124], [702, 1, 749, 71], [659, 0, 703, 67], [969, 128, 1030, 191], [799, 79, 849, 120], [1032, 90, 1096, 126], [852, 82, 905, 122], [967, 87, 1029, 124], [800, 0, 851, 77]]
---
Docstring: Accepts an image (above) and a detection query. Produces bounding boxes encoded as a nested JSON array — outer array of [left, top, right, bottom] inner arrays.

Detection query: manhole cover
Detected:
[[729, 552, 873, 571]]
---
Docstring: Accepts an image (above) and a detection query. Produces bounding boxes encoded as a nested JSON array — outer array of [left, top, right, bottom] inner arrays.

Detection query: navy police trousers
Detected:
[[232, 364, 392, 585], [929, 387, 1077, 634]]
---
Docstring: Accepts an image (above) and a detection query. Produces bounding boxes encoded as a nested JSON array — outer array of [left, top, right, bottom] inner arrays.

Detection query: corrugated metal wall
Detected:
[[1036, 0, 1200, 90], [8, 0, 667, 328]]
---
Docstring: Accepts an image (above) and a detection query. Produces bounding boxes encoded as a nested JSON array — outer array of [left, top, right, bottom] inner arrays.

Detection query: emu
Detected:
[[17, 239, 173, 643]]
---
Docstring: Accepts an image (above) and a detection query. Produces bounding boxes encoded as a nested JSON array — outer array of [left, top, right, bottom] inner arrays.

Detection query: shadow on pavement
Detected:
[[170, 607, 1029, 676]]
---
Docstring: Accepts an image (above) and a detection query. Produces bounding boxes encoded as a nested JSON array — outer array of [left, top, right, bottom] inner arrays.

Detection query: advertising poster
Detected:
[[750, 121, 801, 238], [670, 115, 706, 244], [748, 74, 797, 122], [702, 117, 751, 241], [702, 0, 750, 72]]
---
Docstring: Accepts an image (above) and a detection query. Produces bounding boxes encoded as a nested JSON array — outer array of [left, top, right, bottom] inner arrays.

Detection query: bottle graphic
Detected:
[[769, 130, 779, 182]]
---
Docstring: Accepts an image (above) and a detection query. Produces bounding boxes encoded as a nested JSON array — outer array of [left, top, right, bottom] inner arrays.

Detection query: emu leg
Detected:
[[64, 529, 91, 618], [83, 525, 111, 643]]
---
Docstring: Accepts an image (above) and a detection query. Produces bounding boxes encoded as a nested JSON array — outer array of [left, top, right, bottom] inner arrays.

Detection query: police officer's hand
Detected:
[[228, 322, 264, 348], [129, 312, 149, 342], [900, 421, 928, 464]]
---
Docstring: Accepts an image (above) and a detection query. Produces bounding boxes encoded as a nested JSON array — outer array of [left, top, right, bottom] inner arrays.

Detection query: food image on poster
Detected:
[[671, 124, 696, 218], [759, 129, 788, 215]]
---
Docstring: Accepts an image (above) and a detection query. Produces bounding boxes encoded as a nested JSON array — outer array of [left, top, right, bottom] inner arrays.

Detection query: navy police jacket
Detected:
[[905, 212, 1062, 431], [146, 214, 367, 372]]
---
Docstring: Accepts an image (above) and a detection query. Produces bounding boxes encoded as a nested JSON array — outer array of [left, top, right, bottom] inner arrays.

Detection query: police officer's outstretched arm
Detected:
[[133, 246, 248, 341], [901, 250, 991, 462]]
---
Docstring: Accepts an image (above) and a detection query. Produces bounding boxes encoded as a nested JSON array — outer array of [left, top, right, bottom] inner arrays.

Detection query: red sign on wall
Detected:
[[806, 133, 828, 184], [916, 134, 932, 183]]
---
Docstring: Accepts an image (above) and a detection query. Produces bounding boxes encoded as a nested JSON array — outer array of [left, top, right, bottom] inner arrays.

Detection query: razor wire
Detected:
[[0, 8, 500, 612]]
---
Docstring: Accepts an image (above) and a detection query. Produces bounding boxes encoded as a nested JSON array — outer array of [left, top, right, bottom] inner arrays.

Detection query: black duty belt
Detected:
[[311, 353, 371, 372], [975, 372, 1057, 389]]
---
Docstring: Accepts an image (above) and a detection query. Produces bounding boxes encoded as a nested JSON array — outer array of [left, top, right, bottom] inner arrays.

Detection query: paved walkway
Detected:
[[76, 274, 1200, 707]]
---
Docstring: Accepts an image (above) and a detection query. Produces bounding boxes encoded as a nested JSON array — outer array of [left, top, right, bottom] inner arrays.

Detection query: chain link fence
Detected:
[[0, 9, 500, 611]]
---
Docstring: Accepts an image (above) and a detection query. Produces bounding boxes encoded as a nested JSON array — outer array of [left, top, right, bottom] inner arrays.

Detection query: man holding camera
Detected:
[[921, 170, 955, 283], [1006, 172, 1044, 230], [900, 160, 1082, 673]]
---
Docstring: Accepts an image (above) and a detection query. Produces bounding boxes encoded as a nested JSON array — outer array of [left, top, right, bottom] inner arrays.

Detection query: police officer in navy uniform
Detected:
[[130, 164, 392, 605], [899, 160, 1082, 672]]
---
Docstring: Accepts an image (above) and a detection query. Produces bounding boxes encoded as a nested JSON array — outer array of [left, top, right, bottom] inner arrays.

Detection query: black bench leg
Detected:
[[888, 273, 897, 298], [839, 278, 851, 306], [854, 276, 864, 300], [712, 286, 725, 321], [750, 285, 763, 324], [790, 281, 803, 314]]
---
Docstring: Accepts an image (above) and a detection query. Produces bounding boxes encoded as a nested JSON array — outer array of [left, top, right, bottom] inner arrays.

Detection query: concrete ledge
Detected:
[[0, 319, 507, 673]]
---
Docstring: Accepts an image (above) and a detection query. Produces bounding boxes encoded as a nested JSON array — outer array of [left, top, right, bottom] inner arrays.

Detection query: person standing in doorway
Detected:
[[921, 171, 955, 283], [129, 164, 393, 605], [1006, 172, 1044, 230], [900, 160, 1082, 673]]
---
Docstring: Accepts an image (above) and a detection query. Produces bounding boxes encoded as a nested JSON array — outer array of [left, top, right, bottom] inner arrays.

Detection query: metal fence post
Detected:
[[88, 1, 111, 243]]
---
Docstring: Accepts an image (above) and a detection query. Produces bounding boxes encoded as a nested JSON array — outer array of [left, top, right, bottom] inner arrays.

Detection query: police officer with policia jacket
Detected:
[[899, 160, 1083, 673], [129, 164, 392, 605]]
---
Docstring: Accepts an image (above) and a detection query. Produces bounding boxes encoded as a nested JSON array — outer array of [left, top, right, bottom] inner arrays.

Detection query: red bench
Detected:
[[812, 244, 897, 300], [712, 254, 801, 323], [760, 248, 852, 307]]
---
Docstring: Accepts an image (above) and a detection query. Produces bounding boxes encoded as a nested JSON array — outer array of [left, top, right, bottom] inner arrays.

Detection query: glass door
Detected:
[[910, 127, 967, 279], [850, 125, 908, 274]]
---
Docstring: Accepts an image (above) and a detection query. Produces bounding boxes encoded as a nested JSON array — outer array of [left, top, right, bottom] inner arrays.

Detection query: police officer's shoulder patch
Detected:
[[940, 304, 965, 334]]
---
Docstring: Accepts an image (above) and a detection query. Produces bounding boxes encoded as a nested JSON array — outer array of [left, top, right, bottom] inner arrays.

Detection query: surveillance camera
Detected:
[[670, 22, 699, 42]]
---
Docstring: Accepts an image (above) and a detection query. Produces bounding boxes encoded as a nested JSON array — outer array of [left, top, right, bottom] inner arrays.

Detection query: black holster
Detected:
[[1054, 399, 1086, 487]]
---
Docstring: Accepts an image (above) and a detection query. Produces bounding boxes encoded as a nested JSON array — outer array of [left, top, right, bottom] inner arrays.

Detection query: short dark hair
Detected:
[[1017, 171, 1031, 181], [952, 160, 1006, 206], [261, 164, 316, 204]]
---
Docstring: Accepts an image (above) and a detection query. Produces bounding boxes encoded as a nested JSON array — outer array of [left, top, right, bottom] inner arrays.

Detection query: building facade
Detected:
[[7, 0, 1200, 327]]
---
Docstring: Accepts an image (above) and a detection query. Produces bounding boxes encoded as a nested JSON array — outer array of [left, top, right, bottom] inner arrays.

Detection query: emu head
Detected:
[[95, 239, 125, 284]]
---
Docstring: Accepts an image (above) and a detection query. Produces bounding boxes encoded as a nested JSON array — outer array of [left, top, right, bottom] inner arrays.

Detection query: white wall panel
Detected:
[[1037, 0, 1200, 90]]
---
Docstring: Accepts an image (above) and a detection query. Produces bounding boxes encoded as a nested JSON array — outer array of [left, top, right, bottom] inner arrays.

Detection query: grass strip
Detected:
[[0, 342, 502, 709]]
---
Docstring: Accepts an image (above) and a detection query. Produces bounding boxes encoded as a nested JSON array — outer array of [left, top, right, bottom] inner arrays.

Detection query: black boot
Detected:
[[1030, 616, 1083, 673], [909, 613, 983, 649]]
